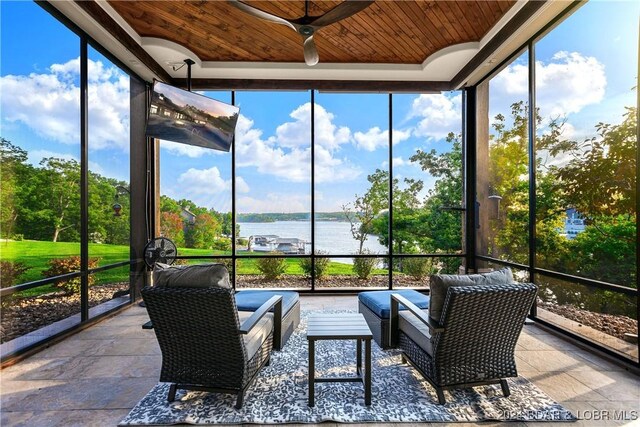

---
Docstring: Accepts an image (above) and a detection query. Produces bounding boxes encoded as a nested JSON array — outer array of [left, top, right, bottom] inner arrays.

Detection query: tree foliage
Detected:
[[342, 170, 388, 254], [350, 98, 636, 301], [1, 140, 131, 244]]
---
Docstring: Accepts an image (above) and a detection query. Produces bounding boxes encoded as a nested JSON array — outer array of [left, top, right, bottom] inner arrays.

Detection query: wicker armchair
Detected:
[[390, 282, 537, 404], [142, 285, 282, 409]]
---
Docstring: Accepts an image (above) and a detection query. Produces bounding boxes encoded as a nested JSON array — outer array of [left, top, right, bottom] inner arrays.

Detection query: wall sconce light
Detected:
[[112, 185, 130, 217], [112, 203, 123, 217], [488, 194, 502, 220]]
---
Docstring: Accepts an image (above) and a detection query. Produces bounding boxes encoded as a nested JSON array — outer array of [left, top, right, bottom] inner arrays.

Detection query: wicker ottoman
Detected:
[[235, 290, 300, 350], [358, 289, 429, 349]]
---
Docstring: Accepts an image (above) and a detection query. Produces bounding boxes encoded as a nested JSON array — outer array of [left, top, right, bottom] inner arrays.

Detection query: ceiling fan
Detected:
[[229, 0, 374, 66]]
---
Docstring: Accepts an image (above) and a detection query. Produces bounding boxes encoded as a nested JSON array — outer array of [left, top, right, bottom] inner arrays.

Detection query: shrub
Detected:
[[299, 251, 330, 280], [256, 252, 286, 280], [211, 238, 232, 252], [402, 257, 435, 281], [0, 261, 29, 288], [352, 250, 377, 279], [42, 256, 100, 294]]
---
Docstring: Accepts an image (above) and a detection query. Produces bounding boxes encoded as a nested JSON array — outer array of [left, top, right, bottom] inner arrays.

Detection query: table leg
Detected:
[[356, 338, 362, 372], [365, 338, 371, 406], [308, 339, 315, 407]]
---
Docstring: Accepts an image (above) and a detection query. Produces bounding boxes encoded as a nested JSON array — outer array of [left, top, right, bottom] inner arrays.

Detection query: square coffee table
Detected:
[[306, 313, 373, 407]]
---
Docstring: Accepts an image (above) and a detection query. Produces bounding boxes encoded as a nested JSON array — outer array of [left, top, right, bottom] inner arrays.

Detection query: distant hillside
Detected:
[[237, 212, 349, 223]]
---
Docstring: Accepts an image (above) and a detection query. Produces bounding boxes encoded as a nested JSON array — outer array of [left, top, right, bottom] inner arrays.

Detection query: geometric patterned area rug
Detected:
[[120, 310, 576, 425]]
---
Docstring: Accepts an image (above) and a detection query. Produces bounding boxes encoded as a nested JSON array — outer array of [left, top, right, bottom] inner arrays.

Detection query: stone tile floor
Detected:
[[1, 295, 638, 427]]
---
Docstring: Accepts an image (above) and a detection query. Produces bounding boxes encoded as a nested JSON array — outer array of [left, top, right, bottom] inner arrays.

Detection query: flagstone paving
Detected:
[[1, 295, 638, 427]]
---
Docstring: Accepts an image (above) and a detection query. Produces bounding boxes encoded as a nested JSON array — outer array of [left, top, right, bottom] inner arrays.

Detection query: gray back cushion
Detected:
[[429, 268, 513, 321], [153, 263, 231, 289]]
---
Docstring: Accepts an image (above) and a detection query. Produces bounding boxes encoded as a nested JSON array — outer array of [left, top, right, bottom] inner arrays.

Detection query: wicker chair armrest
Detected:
[[239, 295, 283, 349], [391, 293, 445, 334]]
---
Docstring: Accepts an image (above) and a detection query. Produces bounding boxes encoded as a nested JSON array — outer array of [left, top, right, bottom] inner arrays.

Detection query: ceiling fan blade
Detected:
[[309, 0, 374, 28], [228, 0, 297, 32], [303, 35, 319, 66]]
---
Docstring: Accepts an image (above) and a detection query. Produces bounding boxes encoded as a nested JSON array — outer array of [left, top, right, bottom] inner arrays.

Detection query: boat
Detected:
[[247, 235, 308, 254]]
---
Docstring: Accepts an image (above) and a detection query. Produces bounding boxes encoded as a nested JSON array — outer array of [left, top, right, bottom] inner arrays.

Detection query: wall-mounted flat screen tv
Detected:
[[145, 81, 239, 152]]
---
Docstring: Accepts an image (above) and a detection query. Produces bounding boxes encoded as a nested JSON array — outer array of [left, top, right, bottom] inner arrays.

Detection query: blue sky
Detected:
[[1, 1, 638, 214]]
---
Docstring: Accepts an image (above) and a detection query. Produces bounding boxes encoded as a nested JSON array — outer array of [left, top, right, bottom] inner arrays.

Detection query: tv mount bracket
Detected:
[[171, 59, 195, 91]]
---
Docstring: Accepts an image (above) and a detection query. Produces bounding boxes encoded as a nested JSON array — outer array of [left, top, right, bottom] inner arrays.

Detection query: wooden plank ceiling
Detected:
[[108, 0, 516, 64]]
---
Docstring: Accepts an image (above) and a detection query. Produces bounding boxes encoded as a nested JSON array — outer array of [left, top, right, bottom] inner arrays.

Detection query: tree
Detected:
[[542, 107, 637, 219], [342, 169, 388, 254], [540, 106, 637, 287], [369, 174, 426, 253], [21, 157, 82, 242], [0, 139, 28, 239], [88, 173, 130, 245], [410, 131, 464, 254], [160, 195, 182, 215], [185, 212, 222, 249], [160, 211, 185, 247]]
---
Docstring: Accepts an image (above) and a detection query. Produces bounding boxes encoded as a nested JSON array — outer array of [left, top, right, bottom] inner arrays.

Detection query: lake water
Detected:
[[237, 221, 387, 256]]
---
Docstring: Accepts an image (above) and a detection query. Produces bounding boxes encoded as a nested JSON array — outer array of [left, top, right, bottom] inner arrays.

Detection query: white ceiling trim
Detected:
[[48, 0, 562, 86], [142, 37, 480, 81]]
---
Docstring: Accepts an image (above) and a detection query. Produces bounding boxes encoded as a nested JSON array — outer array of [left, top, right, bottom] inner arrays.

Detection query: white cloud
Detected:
[[235, 113, 311, 182], [0, 57, 130, 151], [490, 61, 528, 96], [236, 176, 250, 193], [410, 93, 462, 139], [27, 149, 104, 175], [235, 102, 361, 183], [393, 156, 407, 167], [392, 129, 412, 145], [313, 103, 351, 151], [353, 127, 387, 151], [169, 166, 236, 210], [28, 149, 77, 165], [313, 143, 362, 183], [353, 127, 411, 152], [274, 103, 312, 148], [491, 51, 606, 118], [177, 166, 231, 194], [237, 193, 310, 213], [537, 52, 606, 117], [381, 156, 409, 168], [160, 140, 221, 158]]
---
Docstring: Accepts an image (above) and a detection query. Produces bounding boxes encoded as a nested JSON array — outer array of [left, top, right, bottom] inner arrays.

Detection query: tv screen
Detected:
[[145, 81, 239, 152]]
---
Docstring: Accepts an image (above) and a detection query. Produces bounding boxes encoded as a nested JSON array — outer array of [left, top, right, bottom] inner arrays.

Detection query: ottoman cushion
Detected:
[[236, 290, 299, 315], [358, 289, 429, 319]]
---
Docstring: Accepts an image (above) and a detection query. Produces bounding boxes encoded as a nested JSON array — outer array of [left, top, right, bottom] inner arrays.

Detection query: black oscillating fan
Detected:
[[143, 237, 177, 269]]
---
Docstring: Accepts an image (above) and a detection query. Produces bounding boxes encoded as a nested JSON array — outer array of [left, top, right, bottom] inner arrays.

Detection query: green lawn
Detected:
[[1, 240, 387, 296]]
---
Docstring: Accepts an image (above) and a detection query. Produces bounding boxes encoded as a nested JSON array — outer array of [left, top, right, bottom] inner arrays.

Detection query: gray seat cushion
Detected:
[[238, 311, 274, 360], [429, 268, 513, 321], [399, 309, 432, 356], [153, 263, 231, 289]]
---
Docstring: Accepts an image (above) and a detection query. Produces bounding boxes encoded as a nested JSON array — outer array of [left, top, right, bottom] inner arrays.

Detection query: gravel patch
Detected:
[[235, 274, 429, 289], [1, 283, 129, 343], [537, 300, 637, 340]]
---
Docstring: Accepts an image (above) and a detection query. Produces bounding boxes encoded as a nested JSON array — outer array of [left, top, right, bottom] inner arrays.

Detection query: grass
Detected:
[[1, 240, 132, 296], [1, 240, 388, 297]]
